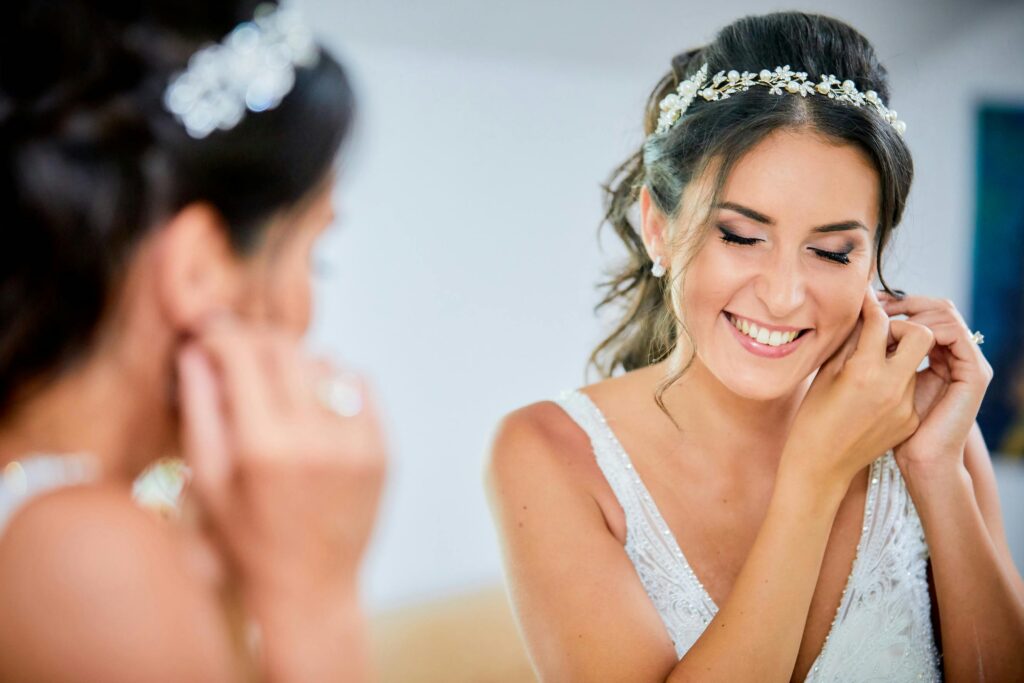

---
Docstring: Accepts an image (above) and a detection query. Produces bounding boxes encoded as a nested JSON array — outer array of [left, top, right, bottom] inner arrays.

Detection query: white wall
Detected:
[[298, 0, 1024, 609]]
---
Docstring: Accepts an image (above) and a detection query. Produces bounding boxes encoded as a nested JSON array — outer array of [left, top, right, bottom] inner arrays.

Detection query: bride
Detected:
[[487, 11, 1024, 682], [0, 1, 385, 680]]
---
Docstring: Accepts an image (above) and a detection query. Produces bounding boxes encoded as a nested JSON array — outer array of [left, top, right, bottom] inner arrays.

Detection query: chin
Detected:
[[722, 376, 798, 402]]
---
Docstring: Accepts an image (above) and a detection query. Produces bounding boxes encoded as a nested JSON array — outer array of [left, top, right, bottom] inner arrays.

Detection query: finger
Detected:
[[316, 364, 377, 426], [852, 287, 891, 359], [889, 310, 949, 328], [821, 317, 863, 377], [177, 344, 232, 514], [195, 318, 278, 438], [887, 319, 935, 375], [892, 312, 986, 376], [880, 295, 967, 326]]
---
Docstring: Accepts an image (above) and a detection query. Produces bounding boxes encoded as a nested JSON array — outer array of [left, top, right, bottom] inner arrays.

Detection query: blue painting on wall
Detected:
[[972, 104, 1024, 456]]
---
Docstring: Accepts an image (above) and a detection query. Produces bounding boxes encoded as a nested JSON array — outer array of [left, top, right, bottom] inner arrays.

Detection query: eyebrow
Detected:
[[715, 201, 869, 233]]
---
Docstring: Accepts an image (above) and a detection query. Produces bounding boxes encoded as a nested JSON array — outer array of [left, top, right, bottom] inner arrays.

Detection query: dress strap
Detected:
[[554, 390, 718, 629], [554, 390, 649, 511]]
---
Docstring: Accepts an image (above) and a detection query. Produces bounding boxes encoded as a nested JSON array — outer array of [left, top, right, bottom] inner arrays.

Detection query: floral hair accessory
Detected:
[[655, 63, 906, 137], [163, 2, 319, 139]]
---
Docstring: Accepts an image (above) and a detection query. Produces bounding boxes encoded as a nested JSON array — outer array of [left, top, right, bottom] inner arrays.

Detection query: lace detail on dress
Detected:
[[555, 390, 940, 682], [805, 455, 940, 682]]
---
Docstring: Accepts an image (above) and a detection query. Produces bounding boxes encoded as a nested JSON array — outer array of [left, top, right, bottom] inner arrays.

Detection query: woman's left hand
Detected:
[[878, 291, 993, 468]]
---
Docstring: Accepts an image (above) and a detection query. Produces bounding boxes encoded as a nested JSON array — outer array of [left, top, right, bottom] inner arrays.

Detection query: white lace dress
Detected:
[[556, 390, 941, 682]]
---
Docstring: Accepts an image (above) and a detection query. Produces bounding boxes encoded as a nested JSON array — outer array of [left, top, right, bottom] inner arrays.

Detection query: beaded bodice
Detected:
[[555, 390, 941, 682]]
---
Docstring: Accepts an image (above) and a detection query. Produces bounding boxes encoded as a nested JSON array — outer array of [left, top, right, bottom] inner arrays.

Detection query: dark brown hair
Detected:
[[0, 0, 355, 415]]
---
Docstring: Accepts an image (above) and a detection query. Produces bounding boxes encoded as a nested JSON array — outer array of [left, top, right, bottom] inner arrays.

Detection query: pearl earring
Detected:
[[651, 257, 666, 278]]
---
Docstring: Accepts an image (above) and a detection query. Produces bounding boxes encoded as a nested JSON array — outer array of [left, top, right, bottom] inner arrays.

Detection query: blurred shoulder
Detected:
[[0, 482, 234, 681]]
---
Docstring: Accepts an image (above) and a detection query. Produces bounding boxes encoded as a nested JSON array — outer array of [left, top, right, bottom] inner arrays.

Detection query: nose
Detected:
[[752, 250, 806, 320]]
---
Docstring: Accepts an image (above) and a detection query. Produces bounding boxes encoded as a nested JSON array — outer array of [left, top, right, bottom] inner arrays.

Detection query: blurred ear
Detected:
[[153, 203, 241, 333], [639, 185, 668, 262]]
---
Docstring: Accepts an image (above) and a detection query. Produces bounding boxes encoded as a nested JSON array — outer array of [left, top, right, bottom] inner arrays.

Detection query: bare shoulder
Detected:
[[486, 400, 594, 502], [491, 399, 589, 461], [0, 483, 236, 682]]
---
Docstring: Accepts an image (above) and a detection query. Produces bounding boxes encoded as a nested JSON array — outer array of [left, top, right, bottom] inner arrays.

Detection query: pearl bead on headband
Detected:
[[163, 2, 319, 139], [654, 63, 906, 137]]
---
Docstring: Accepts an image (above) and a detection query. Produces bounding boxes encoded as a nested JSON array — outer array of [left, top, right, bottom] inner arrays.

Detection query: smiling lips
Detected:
[[725, 312, 812, 358]]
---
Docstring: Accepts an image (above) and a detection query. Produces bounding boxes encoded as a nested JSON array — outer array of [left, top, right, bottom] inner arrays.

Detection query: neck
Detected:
[[656, 349, 811, 466], [0, 338, 173, 482]]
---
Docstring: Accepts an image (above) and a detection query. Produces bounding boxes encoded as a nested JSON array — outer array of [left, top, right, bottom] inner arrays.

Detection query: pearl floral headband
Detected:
[[655, 63, 906, 137]]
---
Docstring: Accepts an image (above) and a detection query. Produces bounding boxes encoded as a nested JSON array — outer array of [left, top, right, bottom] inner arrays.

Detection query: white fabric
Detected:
[[0, 455, 97, 537], [556, 390, 941, 682]]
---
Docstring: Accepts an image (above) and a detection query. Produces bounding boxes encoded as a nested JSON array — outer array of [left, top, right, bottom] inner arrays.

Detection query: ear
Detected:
[[639, 185, 669, 262], [152, 203, 242, 334]]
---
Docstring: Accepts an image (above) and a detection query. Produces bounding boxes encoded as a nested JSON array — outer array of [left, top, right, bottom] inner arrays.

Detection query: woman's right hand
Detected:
[[780, 287, 935, 492], [176, 315, 388, 619]]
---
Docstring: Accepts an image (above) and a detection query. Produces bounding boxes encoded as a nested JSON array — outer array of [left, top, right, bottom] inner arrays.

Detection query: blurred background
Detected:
[[294, 0, 1024, 679]]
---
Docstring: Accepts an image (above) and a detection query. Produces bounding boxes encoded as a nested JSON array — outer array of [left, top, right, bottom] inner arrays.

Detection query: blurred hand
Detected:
[[878, 292, 992, 469], [781, 287, 935, 490], [176, 316, 388, 603]]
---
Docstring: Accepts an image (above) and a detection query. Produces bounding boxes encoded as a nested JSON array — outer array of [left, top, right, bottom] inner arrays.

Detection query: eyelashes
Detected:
[[717, 226, 852, 266], [718, 227, 760, 247], [810, 247, 852, 265]]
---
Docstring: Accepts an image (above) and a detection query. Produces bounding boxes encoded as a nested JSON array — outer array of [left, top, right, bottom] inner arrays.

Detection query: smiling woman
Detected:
[[486, 10, 1024, 683], [663, 130, 882, 397]]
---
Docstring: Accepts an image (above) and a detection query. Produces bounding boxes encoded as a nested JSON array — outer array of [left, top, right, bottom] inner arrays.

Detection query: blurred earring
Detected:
[[651, 257, 666, 278]]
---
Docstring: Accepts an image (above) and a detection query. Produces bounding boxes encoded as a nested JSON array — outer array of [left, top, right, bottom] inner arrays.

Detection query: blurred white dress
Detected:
[[0, 455, 97, 536], [556, 390, 941, 682]]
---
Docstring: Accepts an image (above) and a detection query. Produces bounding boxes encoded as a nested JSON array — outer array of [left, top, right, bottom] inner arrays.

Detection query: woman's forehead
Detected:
[[718, 130, 880, 231]]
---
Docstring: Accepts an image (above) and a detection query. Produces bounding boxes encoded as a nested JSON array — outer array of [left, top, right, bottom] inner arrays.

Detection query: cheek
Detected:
[[253, 238, 316, 335], [808, 269, 871, 358], [679, 244, 747, 324]]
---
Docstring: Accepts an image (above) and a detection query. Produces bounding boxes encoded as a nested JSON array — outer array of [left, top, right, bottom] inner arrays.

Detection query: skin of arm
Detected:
[[246, 573, 371, 682], [901, 423, 1024, 682]]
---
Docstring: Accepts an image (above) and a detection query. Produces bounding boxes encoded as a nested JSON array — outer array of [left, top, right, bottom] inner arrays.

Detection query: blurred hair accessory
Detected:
[[164, 2, 319, 139], [654, 63, 906, 137]]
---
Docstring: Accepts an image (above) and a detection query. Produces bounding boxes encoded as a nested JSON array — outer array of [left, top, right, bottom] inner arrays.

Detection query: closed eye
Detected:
[[718, 225, 761, 246], [809, 248, 852, 265]]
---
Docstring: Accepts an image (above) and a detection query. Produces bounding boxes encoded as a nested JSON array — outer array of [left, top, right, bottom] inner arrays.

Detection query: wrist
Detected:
[[245, 571, 361, 620], [247, 579, 369, 682], [775, 456, 849, 519], [778, 444, 855, 510], [897, 449, 968, 482]]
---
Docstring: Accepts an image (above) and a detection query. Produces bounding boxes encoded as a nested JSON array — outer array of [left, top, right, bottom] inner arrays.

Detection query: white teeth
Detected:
[[729, 314, 801, 347]]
